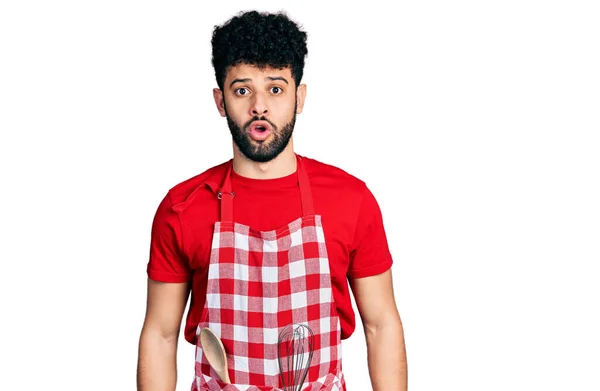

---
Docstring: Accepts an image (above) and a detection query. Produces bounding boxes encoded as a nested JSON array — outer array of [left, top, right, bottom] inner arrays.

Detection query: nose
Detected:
[[250, 92, 268, 116]]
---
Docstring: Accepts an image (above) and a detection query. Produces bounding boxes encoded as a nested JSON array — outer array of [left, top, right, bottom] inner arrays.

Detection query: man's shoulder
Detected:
[[302, 155, 367, 193], [165, 160, 230, 207]]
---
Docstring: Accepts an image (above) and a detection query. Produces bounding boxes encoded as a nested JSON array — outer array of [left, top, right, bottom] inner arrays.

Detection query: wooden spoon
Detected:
[[199, 327, 231, 384]]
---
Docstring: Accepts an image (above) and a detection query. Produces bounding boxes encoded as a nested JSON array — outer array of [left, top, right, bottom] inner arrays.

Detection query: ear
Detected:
[[295, 83, 307, 114], [213, 88, 226, 117]]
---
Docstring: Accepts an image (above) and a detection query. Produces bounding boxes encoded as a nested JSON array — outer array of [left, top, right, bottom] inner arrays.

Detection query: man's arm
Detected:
[[349, 269, 407, 390], [137, 278, 190, 391]]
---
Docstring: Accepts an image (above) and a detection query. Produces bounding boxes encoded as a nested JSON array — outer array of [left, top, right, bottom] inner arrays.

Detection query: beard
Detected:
[[225, 101, 297, 163]]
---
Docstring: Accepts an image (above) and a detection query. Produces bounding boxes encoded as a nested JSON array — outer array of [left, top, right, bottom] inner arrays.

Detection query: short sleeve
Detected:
[[146, 192, 191, 283], [347, 185, 394, 279]]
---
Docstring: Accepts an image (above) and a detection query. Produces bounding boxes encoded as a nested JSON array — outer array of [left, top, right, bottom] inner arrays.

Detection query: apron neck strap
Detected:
[[297, 155, 315, 216], [218, 154, 314, 222]]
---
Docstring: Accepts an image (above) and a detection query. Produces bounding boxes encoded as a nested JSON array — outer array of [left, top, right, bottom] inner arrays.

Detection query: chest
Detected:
[[180, 192, 355, 283]]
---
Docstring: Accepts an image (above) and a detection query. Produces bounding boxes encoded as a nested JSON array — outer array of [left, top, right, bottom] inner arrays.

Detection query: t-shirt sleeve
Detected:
[[347, 185, 394, 279], [146, 192, 191, 283]]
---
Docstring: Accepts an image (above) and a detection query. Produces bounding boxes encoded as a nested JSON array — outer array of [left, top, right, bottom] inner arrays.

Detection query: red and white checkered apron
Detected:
[[192, 155, 346, 391]]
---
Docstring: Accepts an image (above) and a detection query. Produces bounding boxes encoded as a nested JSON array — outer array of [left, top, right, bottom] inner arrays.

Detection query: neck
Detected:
[[232, 141, 297, 179]]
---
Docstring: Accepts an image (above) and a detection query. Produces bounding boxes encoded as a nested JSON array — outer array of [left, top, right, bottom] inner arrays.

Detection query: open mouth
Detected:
[[248, 121, 272, 141]]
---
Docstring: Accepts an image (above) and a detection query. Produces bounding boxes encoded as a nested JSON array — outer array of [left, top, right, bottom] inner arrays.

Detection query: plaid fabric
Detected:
[[195, 367, 345, 391], [192, 214, 345, 390]]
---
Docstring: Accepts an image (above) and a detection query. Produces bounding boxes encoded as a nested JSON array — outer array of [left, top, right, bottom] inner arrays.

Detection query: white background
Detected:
[[1, 0, 599, 390]]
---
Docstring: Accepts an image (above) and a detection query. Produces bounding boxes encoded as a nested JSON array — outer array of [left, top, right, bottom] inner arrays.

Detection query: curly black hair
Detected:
[[211, 10, 308, 91]]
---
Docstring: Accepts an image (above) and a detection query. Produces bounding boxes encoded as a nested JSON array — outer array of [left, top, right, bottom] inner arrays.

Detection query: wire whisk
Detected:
[[277, 323, 314, 391]]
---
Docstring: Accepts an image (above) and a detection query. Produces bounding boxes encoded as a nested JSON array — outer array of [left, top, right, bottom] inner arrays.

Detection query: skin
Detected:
[[350, 270, 408, 391], [213, 64, 306, 179], [137, 64, 408, 391], [137, 280, 189, 391]]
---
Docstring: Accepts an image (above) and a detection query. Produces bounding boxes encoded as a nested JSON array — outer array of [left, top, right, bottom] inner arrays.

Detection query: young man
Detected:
[[137, 10, 407, 391]]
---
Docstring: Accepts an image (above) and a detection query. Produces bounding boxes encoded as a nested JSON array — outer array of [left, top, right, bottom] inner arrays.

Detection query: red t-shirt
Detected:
[[147, 155, 393, 345]]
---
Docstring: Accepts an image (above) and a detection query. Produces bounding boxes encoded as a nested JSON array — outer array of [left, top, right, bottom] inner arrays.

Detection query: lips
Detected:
[[247, 120, 272, 141], [249, 120, 271, 132]]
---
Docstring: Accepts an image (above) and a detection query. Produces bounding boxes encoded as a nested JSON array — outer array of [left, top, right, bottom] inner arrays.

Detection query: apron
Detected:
[[192, 155, 346, 391]]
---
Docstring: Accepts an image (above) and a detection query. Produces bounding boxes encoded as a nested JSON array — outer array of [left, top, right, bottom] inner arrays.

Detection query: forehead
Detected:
[[225, 63, 293, 83]]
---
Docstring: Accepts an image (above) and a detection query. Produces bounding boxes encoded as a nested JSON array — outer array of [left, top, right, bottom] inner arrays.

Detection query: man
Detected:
[[137, 10, 407, 391]]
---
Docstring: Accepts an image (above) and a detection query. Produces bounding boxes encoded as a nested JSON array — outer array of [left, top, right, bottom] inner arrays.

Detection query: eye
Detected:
[[270, 86, 283, 94], [235, 87, 249, 96]]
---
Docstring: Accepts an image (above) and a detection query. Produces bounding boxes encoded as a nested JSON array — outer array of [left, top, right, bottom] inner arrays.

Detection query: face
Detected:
[[213, 64, 307, 163]]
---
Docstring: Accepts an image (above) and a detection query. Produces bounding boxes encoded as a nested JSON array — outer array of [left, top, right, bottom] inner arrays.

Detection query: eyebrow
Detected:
[[229, 76, 289, 88], [266, 76, 289, 84]]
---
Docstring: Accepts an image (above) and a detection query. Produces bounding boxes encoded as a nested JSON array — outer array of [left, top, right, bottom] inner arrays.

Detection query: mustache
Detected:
[[242, 116, 277, 131]]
